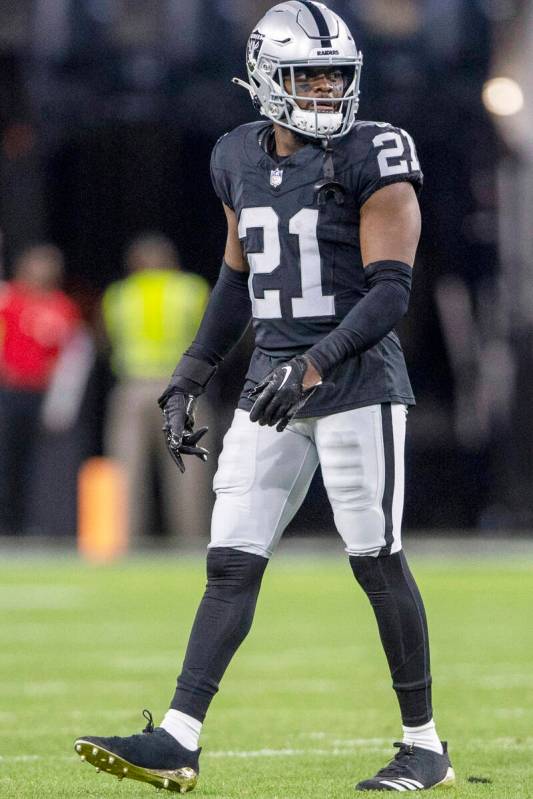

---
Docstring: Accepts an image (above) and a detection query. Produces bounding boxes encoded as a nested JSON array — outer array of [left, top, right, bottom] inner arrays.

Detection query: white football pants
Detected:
[[210, 404, 406, 558]]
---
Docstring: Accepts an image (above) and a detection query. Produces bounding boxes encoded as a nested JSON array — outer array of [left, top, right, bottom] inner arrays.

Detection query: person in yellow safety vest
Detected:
[[102, 233, 213, 544]]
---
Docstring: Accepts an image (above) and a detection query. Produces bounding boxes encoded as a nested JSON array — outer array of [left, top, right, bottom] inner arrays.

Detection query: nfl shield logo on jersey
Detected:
[[270, 168, 283, 188]]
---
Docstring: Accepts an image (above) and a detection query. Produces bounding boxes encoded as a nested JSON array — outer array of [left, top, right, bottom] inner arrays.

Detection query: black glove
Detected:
[[159, 390, 209, 474], [248, 356, 319, 432]]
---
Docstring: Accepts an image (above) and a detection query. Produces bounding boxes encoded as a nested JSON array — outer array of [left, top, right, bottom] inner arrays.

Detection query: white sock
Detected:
[[160, 709, 202, 751], [402, 719, 443, 755]]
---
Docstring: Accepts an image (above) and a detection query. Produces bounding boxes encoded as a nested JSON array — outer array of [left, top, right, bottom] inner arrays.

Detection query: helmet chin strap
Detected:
[[314, 139, 346, 206]]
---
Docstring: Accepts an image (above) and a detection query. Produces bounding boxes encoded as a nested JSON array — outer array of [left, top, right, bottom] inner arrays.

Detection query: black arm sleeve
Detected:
[[187, 261, 251, 365], [305, 260, 412, 379], [159, 261, 251, 401]]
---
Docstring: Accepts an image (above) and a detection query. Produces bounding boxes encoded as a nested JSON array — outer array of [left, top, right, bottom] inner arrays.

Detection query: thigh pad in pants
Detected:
[[316, 403, 406, 557], [210, 410, 318, 558]]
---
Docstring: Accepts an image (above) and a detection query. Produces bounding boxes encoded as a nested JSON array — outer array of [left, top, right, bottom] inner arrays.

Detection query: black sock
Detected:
[[349, 551, 432, 726], [170, 547, 268, 721]]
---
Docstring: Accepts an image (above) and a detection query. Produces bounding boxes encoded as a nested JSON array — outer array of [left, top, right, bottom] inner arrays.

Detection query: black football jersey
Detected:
[[210, 120, 422, 417]]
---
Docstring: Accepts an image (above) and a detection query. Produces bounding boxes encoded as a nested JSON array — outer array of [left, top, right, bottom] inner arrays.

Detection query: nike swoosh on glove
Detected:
[[160, 391, 209, 473], [248, 356, 319, 432]]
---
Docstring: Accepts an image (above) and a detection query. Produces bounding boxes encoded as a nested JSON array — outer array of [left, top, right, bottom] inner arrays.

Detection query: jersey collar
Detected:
[[244, 122, 323, 170]]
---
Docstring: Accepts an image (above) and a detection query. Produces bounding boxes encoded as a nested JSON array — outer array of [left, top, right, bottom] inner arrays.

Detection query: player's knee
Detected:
[[349, 550, 407, 595], [335, 506, 388, 557], [206, 546, 268, 592], [349, 553, 386, 594]]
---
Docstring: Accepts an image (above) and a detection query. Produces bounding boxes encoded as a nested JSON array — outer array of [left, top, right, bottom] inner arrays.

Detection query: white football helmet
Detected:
[[233, 0, 363, 139]]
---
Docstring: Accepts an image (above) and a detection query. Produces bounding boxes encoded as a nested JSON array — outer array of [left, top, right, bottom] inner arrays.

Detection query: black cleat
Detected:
[[74, 710, 200, 793], [356, 741, 455, 792]]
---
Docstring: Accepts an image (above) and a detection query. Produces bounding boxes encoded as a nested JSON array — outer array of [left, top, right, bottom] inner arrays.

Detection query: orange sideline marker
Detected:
[[78, 458, 127, 561]]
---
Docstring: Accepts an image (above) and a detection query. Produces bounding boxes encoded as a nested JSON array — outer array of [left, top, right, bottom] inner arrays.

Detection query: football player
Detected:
[[75, 1, 455, 793]]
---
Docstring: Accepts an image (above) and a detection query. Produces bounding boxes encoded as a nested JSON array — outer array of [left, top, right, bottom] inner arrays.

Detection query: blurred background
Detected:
[[1, 0, 532, 547]]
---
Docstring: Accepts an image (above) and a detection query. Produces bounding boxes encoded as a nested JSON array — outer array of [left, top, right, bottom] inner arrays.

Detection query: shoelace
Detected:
[[142, 709, 154, 734], [375, 743, 416, 778]]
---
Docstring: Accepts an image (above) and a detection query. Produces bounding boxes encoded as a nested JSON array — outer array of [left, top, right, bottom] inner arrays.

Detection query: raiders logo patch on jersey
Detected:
[[270, 168, 283, 188]]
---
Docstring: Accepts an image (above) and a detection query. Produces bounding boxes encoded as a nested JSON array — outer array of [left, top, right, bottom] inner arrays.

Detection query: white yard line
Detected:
[[207, 747, 389, 758], [1, 737, 532, 764], [479, 675, 533, 688], [0, 585, 85, 610], [0, 747, 389, 763], [0, 756, 45, 762]]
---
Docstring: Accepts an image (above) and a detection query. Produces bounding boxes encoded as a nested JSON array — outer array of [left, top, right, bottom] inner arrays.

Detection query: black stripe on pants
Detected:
[[379, 402, 395, 556]]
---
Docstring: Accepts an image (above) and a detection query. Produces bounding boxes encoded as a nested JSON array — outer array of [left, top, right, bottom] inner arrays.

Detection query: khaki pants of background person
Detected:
[[105, 379, 215, 545]]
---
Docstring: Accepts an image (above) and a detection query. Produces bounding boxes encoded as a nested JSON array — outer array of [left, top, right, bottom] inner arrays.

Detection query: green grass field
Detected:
[[1, 548, 533, 798]]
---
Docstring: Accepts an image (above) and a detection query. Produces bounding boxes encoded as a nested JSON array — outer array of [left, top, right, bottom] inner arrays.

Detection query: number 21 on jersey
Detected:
[[238, 207, 335, 320], [373, 128, 420, 178], [239, 129, 419, 321]]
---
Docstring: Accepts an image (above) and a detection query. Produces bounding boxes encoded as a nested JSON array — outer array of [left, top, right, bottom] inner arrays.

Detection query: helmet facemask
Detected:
[[243, 55, 362, 139], [280, 64, 358, 137]]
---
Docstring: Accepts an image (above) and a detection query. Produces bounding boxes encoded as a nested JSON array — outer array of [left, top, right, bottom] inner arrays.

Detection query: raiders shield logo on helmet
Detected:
[[247, 29, 264, 70], [270, 168, 283, 188]]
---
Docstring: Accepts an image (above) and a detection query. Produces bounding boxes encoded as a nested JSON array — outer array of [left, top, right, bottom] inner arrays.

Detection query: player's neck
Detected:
[[273, 124, 307, 157]]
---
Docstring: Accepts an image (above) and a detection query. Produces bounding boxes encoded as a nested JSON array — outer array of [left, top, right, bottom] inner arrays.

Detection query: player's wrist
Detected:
[[302, 354, 323, 389], [158, 354, 217, 409]]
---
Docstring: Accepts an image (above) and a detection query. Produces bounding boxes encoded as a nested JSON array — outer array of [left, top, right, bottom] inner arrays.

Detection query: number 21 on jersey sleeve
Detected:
[[372, 129, 420, 178], [238, 207, 335, 320]]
